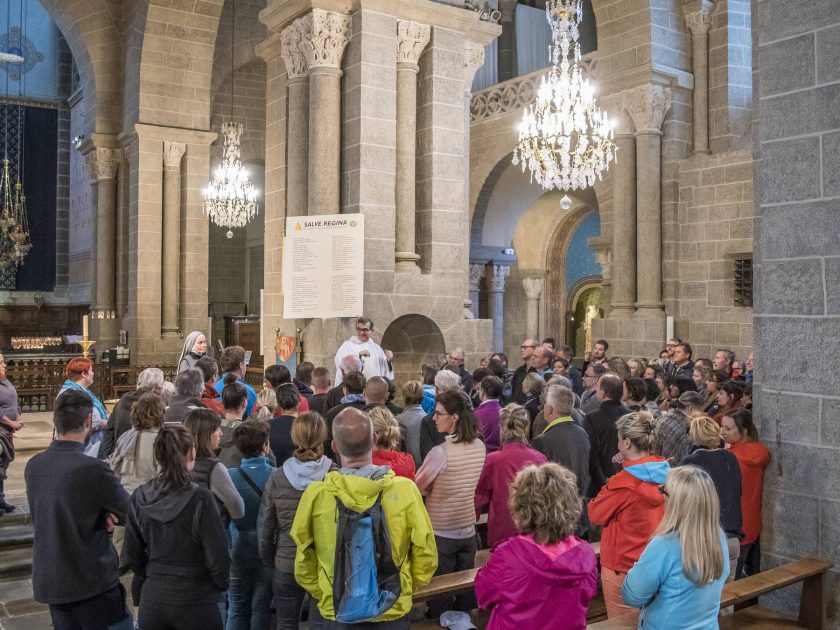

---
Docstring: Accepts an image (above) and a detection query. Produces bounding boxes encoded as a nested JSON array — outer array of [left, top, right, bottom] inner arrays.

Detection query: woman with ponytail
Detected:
[[588, 411, 670, 619], [474, 403, 547, 547], [622, 466, 729, 628], [257, 411, 336, 629], [369, 406, 416, 480], [121, 424, 230, 630]]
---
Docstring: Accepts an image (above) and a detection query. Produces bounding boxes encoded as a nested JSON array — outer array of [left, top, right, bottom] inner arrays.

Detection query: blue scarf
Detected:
[[62, 379, 108, 420]]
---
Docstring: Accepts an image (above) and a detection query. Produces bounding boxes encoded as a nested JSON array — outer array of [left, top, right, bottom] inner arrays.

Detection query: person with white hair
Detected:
[[419, 370, 462, 462], [101, 367, 165, 458], [333, 317, 393, 385], [323, 354, 364, 411]]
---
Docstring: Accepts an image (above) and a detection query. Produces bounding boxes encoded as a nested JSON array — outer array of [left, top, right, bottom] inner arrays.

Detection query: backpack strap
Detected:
[[238, 467, 263, 498]]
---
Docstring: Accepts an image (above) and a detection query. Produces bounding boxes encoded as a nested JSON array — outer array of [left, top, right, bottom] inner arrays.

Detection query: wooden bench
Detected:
[[587, 556, 834, 630]]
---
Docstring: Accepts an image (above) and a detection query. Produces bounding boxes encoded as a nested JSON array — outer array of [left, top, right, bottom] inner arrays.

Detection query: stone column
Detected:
[[85, 146, 121, 344], [626, 84, 671, 319], [522, 276, 544, 341], [468, 264, 484, 319], [304, 9, 351, 215], [116, 153, 129, 318], [498, 0, 518, 82], [394, 20, 431, 273], [609, 107, 638, 318], [464, 43, 486, 313], [161, 141, 186, 336], [281, 17, 311, 216], [685, 2, 714, 155], [486, 264, 510, 352]]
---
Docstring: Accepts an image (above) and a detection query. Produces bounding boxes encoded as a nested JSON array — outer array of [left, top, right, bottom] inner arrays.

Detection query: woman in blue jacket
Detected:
[[622, 465, 729, 629]]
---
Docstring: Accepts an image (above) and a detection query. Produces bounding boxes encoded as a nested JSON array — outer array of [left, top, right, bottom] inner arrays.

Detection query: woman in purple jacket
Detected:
[[475, 463, 598, 630]]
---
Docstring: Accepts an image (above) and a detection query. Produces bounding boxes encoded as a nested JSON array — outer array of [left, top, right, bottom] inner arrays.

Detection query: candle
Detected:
[[83, 315, 89, 339]]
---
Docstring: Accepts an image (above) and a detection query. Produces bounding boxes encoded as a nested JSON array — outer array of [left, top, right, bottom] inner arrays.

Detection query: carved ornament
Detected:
[[85, 147, 122, 183], [397, 20, 430, 66], [302, 9, 351, 70], [281, 15, 312, 78]]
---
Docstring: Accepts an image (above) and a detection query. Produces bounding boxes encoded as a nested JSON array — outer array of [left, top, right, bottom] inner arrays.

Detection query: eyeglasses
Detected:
[[432, 410, 451, 417], [658, 484, 669, 497], [356, 327, 371, 333], [520, 344, 536, 350]]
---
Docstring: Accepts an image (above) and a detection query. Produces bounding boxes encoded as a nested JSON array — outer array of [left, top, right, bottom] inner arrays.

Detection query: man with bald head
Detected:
[[291, 408, 437, 628], [583, 372, 631, 498], [362, 376, 389, 411], [324, 354, 364, 410]]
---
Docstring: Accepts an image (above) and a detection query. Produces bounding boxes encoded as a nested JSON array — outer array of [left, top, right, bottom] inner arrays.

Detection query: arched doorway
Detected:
[[566, 279, 604, 356], [381, 315, 447, 400]]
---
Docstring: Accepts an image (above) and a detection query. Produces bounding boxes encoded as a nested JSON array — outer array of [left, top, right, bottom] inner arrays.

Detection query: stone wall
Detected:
[[753, 0, 840, 619], [675, 149, 753, 359]]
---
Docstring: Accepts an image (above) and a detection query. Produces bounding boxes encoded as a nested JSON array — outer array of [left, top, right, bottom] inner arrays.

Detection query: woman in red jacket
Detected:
[[588, 411, 670, 619], [474, 404, 547, 547], [720, 408, 769, 579], [369, 406, 416, 480]]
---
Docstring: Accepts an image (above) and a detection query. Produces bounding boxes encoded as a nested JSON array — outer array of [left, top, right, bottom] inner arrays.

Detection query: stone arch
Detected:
[[36, 0, 122, 135], [545, 205, 598, 342], [381, 315, 447, 394], [125, 0, 227, 130]]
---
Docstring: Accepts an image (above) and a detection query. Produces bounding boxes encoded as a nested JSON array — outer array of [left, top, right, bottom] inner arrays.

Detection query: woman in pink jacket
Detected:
[[475, 463, 598, 630]]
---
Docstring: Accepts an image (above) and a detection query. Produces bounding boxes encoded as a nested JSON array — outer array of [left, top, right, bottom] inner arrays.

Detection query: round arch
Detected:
[[381, 315, 446, 398]]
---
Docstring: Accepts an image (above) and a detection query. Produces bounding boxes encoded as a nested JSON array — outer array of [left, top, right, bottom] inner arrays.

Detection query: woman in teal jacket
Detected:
[[622, 465, 729, 630]]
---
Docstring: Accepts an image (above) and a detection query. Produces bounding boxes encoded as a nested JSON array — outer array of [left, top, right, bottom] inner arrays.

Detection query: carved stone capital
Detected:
[[625, 84, 672, 134], [522, 277, 544, 300], [685, 10, 713, 36], [486, 264, 510, 292], [162, 141, 186, 169], [464, 41, 485, 89], [281, 15, 312, 78], [397, 20, 430, 67], [85, 147, 122, 183], [303, 9, 351, 70], [468, 263, 485, 291]]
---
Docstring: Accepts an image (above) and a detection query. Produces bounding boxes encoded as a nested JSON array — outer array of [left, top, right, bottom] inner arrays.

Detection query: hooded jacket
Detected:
[[372, 449, 416, 480], [588, 455, 670, 573], [257, 455, 336, 573], [475, 534, 598, 630], [290, 468, 437, 621], [121, 479, 230, 605], [728, 441, 769, 544]]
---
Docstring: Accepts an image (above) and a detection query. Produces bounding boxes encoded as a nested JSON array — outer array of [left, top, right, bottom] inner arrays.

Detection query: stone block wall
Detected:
[[675, 149, 753, 359], [753, 0, 840, 620]]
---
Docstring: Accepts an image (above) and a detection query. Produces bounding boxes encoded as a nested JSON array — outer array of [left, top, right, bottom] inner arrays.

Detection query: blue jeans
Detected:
[[225, 564, 272, 630], [273, 570, 323, 630]]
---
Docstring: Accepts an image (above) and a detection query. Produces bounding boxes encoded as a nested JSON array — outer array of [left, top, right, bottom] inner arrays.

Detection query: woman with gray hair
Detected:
[[101, 367, 164, 457]]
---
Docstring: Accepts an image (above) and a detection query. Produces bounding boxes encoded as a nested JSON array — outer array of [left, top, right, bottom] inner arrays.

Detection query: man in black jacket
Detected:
[[583, 373, 631, 498], [26, 390, 132, 630], [533, 385, 591, 497], [510, 338, 538, 403]]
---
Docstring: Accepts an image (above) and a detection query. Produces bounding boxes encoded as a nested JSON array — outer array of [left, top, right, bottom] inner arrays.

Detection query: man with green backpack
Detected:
[[291, 407, 438, 628]]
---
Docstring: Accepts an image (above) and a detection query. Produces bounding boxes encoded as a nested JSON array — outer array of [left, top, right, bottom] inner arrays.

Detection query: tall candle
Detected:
[[83, 315, 89, 339]]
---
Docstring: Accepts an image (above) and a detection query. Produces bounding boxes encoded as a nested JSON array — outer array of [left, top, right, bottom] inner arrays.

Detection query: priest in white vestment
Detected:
[[334, 317, 394, 385]]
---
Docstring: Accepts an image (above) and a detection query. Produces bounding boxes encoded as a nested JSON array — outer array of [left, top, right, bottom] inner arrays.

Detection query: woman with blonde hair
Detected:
[[255, 388, 277, 421], [474, 403, 547, 546], [369, 406, 415, 480], [627, 358, 645, 379], [257, 411, 335, 629], [683, 415, 743, 582], [521, 372, 544, 422], [588, 411, 670, 618], [622, 466, 729, 628], [475, 463, 598, 629]]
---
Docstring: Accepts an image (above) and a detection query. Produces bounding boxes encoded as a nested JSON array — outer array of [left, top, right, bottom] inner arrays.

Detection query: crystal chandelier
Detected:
[[203, 121, 259, 238], [512, 0, 616, 191], [204, 0, 259, 239]]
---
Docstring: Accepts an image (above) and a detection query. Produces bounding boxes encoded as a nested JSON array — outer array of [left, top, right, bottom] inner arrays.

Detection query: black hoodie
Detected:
[[121, 479, 230, 605]]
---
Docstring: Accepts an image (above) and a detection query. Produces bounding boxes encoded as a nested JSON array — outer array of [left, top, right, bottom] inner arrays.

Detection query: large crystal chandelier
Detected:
[[203, 121, 258, 238], [203, 0, 259, 239], [512, 0, 616, 191]]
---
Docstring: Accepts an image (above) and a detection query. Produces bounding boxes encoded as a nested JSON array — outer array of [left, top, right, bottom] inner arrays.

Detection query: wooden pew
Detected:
[[587, 556, 834, 630]]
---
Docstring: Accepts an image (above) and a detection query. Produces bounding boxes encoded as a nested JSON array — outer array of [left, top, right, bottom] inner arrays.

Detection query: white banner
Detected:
[[282, 213, 364, 319]]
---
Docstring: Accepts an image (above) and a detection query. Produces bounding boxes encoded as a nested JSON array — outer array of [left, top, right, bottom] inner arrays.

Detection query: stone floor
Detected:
[[3, 412, 54, 503]]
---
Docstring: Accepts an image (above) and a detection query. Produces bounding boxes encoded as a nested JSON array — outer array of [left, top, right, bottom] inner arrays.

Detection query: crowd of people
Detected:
[[10, 320, 768, 630]]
